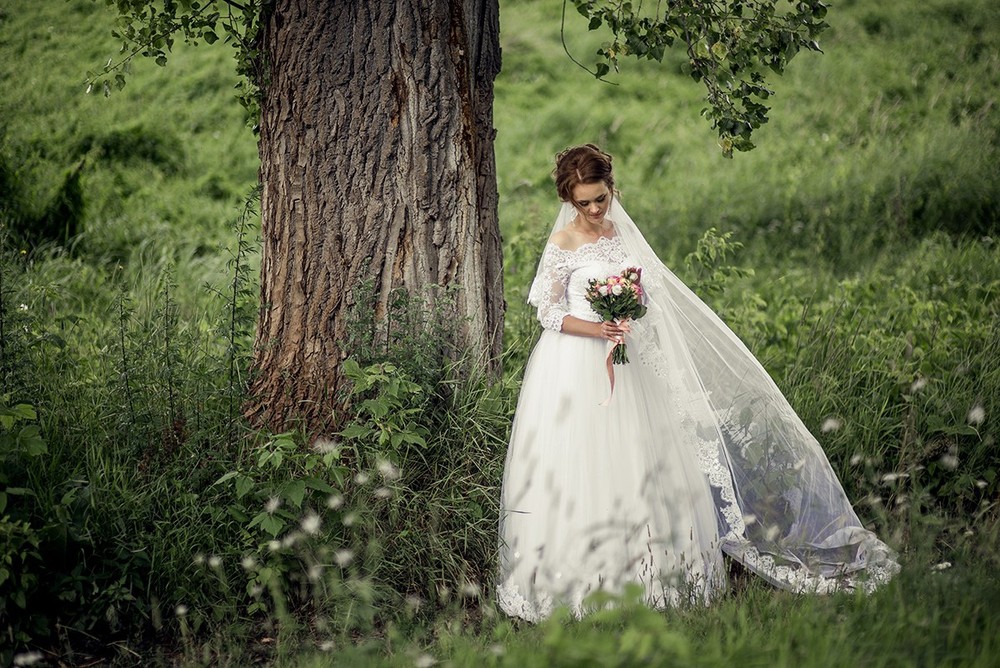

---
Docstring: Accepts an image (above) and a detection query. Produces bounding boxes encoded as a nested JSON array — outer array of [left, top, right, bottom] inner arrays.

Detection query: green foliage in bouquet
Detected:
[[585, 267, 648, 363]]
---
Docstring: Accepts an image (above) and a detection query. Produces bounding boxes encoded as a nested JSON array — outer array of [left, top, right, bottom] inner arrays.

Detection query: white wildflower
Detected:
[[405, 595, 423, 612], [460, 581, 481, 598], [437, 584, 451, 602], [374, 486, 393, 500], [319, 640, 336, 652], [13, 651, 44, 667], [334, 548, 355, 567], [175, 604, 189, 616], [265, 496, 281, 514], [742, 513, 757, 526], [312, 438, 340, 454], [881, 472, 909, 484], [821, 417, 843, 433], [377, 458, 400, 480], [207, 555, 221, 569], [930, 561, 952, 572], [975, 480, 988, 489], [355, 472, 371, 485], [268, 539, 281, 552], [940, 454, 959, 470], [193, 553, 205, 565], [967, 404, 985, 426], [850, 453, 863, 466], [414, 654, 436, 668], [241, 555, 257, 570], [307, 563, 324, 581], [910, 377, 928, 392], [17, 303, 28, 311], [327, 494, 344, 510], [301, 512, 322, 535], [281, 532, 300, 549], [342, 511, 358, 526], [764, 525, 780, 541]]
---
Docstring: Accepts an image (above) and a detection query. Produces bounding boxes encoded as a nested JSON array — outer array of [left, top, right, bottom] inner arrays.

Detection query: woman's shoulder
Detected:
[[547, 228, 576, 251], [546, 227, 621, 254]]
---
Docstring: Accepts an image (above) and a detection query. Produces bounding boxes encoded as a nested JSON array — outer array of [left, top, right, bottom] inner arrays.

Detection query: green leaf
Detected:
[[18, 425, 47, 456], [281, 479, 306, 508], [213, 471, 239, 486], [259, 514, 283, 537], [402, 431, 426, 447], [226, 506, 249, 523], [203, 30, 218, 44], [236, 474, 254, 499], [342, 358, 361, 378], [303, 476, 335, 494], [12, 404, 36, 421], [340, 423, 370, 440]]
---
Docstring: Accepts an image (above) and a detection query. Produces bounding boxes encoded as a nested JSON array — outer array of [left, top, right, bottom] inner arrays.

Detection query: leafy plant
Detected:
[[0, 399, 47, 644], [565, 0, 830, 155], [338, 359, 430, 456]]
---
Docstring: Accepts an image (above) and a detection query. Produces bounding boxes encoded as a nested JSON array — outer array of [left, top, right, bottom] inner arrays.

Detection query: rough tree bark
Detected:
[[245, 0, 504, 434]]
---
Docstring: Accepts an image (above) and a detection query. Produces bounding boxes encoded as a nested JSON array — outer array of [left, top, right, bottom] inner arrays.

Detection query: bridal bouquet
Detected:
[[585, 266, 647, 364]]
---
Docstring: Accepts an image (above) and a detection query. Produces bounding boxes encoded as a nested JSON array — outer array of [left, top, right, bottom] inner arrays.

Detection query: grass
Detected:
[[1, 0, 998, 664]]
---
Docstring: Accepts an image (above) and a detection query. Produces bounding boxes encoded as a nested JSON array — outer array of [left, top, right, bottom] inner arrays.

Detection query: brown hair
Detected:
[[553, 144, 615, 202]]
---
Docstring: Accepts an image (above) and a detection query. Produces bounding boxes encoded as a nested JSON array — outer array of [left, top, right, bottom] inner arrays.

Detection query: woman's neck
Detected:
[[572, 215, 613, 239]]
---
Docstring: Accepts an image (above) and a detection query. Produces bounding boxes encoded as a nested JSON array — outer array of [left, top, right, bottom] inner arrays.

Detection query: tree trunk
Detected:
[[245, 0, 504, 435]]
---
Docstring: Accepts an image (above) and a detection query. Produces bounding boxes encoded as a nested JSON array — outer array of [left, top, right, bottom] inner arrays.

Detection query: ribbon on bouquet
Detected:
[[598, 319, 628, 407], [599, 340, 618, 407]]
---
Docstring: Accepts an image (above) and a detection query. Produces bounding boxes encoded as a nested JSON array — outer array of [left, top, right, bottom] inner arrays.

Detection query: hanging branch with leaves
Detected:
[[565, 0, 830, 156], [87, 0, 264, 119]]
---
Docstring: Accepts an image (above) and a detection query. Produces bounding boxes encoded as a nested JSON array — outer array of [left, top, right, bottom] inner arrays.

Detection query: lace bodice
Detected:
[[532, 235, 631, 332]]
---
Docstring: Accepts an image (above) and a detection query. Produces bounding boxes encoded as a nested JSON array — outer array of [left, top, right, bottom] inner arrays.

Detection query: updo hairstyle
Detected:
[[553, 144, 615, 202]]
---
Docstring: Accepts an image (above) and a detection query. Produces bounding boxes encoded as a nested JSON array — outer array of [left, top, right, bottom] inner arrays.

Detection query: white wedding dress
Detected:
[[496, 201, 899, 623]]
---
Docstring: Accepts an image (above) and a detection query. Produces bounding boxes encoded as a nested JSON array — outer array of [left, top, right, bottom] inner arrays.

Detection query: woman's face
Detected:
[[570, 181, 612, 226]]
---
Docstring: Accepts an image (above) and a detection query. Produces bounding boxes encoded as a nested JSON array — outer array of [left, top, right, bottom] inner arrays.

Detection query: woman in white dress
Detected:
[[496, 145, 898, 622]]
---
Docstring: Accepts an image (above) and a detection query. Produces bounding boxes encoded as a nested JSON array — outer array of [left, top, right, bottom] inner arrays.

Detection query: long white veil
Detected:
[[530, 198, 899, 593]]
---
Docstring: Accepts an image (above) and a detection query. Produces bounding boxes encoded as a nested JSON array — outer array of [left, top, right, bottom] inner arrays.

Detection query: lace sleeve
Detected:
[[528, 243, 571, 332]]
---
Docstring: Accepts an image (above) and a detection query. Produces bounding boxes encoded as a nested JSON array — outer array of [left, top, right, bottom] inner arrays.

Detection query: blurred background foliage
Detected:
[[0, 0, 998, 664]]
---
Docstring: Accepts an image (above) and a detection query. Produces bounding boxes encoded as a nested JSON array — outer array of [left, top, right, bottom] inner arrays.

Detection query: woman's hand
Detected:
[[598, 319, 630, 343]]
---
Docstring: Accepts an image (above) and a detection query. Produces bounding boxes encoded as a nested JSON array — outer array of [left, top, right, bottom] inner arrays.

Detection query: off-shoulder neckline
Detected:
[[545, 234, 621, 255]]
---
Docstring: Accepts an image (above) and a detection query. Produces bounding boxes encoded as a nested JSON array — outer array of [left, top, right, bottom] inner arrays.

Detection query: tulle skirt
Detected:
[[497, 329, 726, 622]]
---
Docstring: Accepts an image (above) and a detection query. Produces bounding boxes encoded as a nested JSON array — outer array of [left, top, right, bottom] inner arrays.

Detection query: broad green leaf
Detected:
[[236, 474, 254, 499], [340, 424, 369, 439], [213, 471, 239, 486], [281, 479, 306, 508], [260, 514, 283, 537]]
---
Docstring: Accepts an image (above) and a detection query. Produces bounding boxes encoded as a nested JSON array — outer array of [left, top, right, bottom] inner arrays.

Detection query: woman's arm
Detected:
[[560, 315, 630, 342]]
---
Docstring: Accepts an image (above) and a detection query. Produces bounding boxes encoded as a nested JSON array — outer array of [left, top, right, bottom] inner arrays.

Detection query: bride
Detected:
[[496, 144, 899, 622]]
